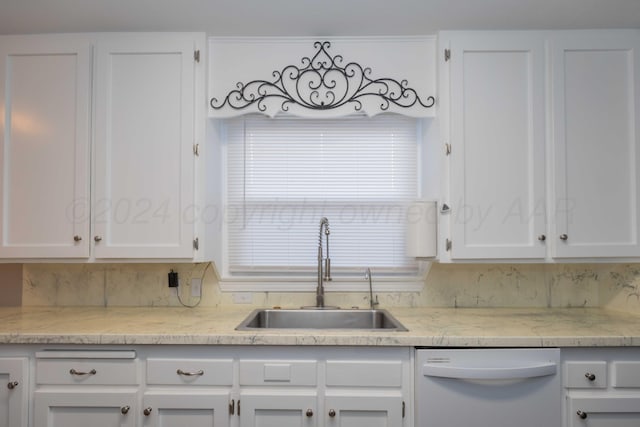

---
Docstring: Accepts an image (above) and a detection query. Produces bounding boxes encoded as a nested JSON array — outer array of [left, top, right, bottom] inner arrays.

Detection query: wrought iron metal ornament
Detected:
[[210, 41, 435, 114]]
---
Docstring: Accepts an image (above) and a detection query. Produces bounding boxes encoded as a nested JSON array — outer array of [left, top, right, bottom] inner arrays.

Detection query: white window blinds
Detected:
[[223, 114, 419, 276]]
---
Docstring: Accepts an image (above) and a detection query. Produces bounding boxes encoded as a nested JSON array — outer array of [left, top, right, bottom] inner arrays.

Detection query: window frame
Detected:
[[211, 114, 434, 292]]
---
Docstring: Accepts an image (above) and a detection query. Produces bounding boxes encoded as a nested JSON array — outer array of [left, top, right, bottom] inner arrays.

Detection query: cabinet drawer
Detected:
[[147, 358, 233, 386], [567, 396, 640, 426], [36, 359, 138, 385], [326, 360, 402, 387], [613, 361, 640, 388], [239, 360, 317, 386], [564, 361, 607, 388]]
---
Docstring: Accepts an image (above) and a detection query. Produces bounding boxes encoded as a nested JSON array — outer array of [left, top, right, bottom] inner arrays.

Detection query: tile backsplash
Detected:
[[19, 262, 640, 314]]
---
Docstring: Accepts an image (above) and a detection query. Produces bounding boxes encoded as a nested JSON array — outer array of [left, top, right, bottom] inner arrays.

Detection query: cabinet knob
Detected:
[[94, 236, 103, 242], [121, 406, 130, 415], [538, 234, 546, 241], [306, 409, 313, 417], [585, 372, 596, 381], [7, 381, 18, 390], [144, 407, 153, 416], [560, 234, 568, 241], [576, 410, 587, 419], [73, 235, 82, 242], [328, 409, 336, 418]]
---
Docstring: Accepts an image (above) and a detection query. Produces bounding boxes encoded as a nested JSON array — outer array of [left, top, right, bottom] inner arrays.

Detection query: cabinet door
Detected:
[[142, 391, 231, 427], [324, 394, 403, 427], [568, 396, 640, 426], [0, 36, 91, 258], [447, 33, 547, 259], [551, 32, 640, 258], [93, 34, 198, 258], [0, 357, 28, 427], [239, 391, 317, 427], [34, 390, 137, 427]]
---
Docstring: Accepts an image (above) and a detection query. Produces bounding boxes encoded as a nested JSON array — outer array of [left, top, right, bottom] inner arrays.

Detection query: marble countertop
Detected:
[[1, 306, 639, 347]]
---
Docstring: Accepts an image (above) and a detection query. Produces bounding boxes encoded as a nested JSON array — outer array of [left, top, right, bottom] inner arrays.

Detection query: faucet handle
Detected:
[[365, 267, 379, 310]]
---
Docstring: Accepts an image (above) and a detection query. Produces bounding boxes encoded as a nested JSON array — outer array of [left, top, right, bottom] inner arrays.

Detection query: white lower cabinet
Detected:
[[142, 391, 231, 427], [567, 396, 640, 426], [239, 391, 317, 427], [563, 348, 640, 427], [0, 357, 28, 427], [324, 358, 406, 427], [34, 390, 138, 427], [33, 350, 139, 427], [324, 394, 403, 427], [144, 357, 234, 426], [7, 345, 411, 427], [236, 349, 410, 427]]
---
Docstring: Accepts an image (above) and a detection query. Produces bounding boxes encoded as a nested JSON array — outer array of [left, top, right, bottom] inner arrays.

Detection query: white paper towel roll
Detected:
[[405, 200, 437, 258]]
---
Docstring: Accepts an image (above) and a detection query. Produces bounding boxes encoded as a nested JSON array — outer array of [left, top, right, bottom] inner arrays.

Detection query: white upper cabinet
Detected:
[[442, 30, 640, 262], [550, 31, 640, 258], [93, 34, 202, 259], [443, 32, 547, 260], [0, 33, 204, 261], [0, 36, 92, 258]]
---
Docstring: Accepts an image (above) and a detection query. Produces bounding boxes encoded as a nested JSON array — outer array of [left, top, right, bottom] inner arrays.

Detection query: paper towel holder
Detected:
[[405, 200, 438, 258]]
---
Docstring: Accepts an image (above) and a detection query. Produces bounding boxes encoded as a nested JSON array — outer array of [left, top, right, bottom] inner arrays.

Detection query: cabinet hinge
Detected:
[[193, 237, 199, 251], [402, 401, 406, 418], [445, 143, 451, 155], [444, 49, 451, 62], [193, 143, 200, 156], [446, 238, 452, 251], [194, 49, 201, 63]]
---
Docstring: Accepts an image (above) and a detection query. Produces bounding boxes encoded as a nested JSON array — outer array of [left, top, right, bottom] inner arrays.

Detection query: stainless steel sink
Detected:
[[236, 308, 408, 331]]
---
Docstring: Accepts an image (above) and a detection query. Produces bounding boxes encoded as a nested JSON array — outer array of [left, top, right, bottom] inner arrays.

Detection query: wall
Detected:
[[0, 264, 22, 306], [19, 262, 640, 314]]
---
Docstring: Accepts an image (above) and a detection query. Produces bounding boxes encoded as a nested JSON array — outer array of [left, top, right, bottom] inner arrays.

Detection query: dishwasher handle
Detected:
[[423, 362, 557, 380]]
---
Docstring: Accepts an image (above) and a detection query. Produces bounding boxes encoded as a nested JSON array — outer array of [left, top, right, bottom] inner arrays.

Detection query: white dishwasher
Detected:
[[416, 348, 561, 427]]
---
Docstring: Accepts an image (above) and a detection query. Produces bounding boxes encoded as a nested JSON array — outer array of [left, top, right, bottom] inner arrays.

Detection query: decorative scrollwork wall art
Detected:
[[210, 41, 435, 115]]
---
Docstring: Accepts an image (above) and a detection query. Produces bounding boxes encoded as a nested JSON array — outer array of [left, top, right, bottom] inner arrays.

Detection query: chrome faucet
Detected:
[[316, 217, 332, 308], [365, 267, 379, 310]]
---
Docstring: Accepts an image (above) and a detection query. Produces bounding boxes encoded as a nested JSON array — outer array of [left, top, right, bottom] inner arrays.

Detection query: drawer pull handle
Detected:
[[121, 406, 130, 415], [585, 372, 596, 381], [560, 234, 568, 241], [329, 409, 336, 418], [177, 369, 204, 376], [306, 409, 313, 417], [229, 400, 235, 415], [70, 368, 97, 376], [577, 410, 587, 419], [7, 381, 18, 390], [144, 407, 153, 416]]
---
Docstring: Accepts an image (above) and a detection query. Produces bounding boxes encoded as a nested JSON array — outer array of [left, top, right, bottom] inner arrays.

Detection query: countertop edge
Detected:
[[2, 306, 640, 348]]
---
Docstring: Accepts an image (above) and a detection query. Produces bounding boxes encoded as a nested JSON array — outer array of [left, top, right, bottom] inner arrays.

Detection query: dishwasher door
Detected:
[[416, 348, 561, 427]]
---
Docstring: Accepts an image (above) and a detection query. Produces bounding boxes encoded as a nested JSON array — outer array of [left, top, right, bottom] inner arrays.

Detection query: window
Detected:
[[221, 114, 422, 283]]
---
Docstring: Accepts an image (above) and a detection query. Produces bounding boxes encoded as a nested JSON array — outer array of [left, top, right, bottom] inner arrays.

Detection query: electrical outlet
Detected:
[[233, 293, 253, 304], [191, 278, 202, 297]]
